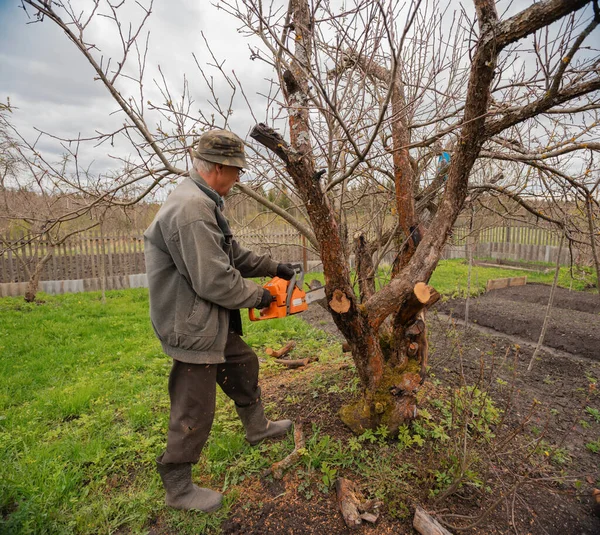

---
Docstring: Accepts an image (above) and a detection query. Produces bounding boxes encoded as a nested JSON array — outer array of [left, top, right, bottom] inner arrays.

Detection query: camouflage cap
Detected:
[[192, 129, 247, 169]]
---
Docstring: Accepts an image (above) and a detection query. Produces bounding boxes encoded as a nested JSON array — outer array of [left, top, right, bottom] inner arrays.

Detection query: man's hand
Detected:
[[257, 288, 275, 309], [276, 263, 296, 281]]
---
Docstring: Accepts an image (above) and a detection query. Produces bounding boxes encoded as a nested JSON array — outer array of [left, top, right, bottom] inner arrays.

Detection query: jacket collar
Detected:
[[189, 167, 224, 210]]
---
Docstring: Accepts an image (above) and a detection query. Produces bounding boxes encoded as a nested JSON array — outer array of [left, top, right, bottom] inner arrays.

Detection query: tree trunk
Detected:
[[585, 194, 600, 298], [24, 250, 53, 303], [339, 283, 440, 435]]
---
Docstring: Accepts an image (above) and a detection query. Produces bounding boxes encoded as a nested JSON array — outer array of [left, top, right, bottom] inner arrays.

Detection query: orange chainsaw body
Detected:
[[249, 275, 308, 321]]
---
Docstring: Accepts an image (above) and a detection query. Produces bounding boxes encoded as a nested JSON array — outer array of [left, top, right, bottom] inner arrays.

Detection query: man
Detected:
[[144, 129, 295, 512]]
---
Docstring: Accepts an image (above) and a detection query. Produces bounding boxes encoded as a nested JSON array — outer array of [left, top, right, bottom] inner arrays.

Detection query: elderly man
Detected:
[[144, 129, 294, 512]]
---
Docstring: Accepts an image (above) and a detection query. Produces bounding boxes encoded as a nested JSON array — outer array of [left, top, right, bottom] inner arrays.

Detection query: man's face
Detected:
[[213, 164, 244, 196]]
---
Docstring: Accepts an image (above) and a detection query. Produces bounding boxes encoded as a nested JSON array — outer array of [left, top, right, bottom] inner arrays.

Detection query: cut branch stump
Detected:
[[395, 282, 432, 326], [330, 289, 351, 313]]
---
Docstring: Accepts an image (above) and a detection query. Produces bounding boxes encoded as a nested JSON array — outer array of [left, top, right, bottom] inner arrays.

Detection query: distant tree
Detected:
[[0, 103, 102, 300]]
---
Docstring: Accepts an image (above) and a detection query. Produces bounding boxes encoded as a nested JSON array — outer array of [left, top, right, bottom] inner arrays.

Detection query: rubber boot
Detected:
[[236, 401, 292, 446], [156, 456, 222, 512]]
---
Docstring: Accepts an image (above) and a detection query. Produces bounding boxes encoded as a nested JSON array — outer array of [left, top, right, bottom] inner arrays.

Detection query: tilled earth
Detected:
[[435, 284, 600, 361], [219, 284, 600, 535]]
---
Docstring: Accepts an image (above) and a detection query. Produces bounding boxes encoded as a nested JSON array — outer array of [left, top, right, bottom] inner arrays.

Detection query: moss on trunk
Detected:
[[339, 360, 422, 435]]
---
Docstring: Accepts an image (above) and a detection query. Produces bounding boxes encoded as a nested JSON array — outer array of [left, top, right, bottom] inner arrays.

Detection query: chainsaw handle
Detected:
[[248, 267, 305, 322], [248, 291, 279, 321]]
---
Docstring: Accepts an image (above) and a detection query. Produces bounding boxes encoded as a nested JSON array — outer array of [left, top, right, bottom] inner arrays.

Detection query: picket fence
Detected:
[[0, 226, 583, 297]]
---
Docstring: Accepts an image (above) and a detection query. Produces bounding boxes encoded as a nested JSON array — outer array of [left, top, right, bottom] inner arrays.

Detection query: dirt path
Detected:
[[435, 284, 600, 361]]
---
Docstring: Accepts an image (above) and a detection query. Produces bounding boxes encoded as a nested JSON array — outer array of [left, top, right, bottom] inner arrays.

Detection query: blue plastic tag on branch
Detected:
[[437, 151, 451, 181]]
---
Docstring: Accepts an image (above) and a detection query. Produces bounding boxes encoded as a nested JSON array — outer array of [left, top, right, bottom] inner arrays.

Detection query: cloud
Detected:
[[0, 0, 276, 181]]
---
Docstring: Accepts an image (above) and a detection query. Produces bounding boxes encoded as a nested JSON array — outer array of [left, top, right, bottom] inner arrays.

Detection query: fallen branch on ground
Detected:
[[335, 477, 382, 529], [413, 506, 454, 535], [263, 421, 305, 479], [265, 340, 296, 358], [274, 356, 318, 368]]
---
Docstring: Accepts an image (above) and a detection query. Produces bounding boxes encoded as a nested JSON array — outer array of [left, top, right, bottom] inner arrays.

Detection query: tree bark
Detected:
[[585, 194, 600, 298], [24, 250, 53, 303]]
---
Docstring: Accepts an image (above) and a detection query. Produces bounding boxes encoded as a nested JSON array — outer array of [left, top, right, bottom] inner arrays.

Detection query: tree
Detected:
[[0, 102, 102, 301], [19, 0, 600, 431]]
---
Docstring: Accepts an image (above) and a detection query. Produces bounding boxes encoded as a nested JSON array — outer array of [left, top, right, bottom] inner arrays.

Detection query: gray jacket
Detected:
[[144, 170, 278, 364]]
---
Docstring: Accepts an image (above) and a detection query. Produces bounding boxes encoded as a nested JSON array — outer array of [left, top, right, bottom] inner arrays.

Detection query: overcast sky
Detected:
[[1, 0, 597, 191], [0, 0, 276, 177]]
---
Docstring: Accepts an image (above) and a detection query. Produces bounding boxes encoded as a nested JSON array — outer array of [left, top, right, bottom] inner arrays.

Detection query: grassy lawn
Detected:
[[0, 260, 595, 533], [429, 258, 595, 296], [0, 288, 331, 534]]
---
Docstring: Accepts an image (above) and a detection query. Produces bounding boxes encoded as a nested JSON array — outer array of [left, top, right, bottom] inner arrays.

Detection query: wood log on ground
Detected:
[[274, 356, 317, 368], [413, 506, 453, 535], [335, 477, 382, 529], [265, 340, 296, 358], [336, 477, 362, 529], [264, 422, 305, 479]]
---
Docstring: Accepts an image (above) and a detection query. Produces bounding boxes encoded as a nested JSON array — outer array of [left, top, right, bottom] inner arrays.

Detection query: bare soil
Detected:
[[219, 284, 600, 535], [436, 283, 600, 361]]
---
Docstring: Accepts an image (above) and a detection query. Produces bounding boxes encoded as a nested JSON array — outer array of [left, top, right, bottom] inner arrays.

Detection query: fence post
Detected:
[[302, 234, 307, 273]]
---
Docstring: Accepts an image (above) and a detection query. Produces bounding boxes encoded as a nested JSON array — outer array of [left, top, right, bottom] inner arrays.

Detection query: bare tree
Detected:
[[0, 103, 102, 301], [18, 0, 600, 431]]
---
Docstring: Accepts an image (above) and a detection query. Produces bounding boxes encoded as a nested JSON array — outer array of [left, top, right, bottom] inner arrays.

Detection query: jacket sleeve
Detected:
[[231, 239, 279, 278], [170, 217, 263, 310]]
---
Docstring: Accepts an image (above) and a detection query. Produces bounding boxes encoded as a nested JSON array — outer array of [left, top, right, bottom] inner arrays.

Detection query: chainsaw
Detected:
[[249, 264, 326, 321]]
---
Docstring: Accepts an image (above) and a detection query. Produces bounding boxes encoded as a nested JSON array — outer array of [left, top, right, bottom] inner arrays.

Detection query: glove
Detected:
[[276, 263, 296, 281], [257, 288, 275, 309]]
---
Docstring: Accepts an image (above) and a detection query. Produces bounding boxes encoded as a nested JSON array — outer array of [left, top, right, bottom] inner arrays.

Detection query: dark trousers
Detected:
[[161, 332, 261, 464]]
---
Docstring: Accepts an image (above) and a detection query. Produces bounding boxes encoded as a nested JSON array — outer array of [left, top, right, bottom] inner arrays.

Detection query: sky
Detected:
[[0, 0, 276, 178], [0, 0, 598, 195]]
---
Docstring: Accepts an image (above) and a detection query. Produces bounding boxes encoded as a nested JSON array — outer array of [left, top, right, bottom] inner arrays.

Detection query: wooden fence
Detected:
[[0, 226, 592, 297], [450, 225, 562, 247], [1, 232, 145, 284]]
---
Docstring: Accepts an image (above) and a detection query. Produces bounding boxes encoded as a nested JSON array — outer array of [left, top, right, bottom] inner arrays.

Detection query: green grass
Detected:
[[429, 258, 595, 296], [0, 288, 330, 534]]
